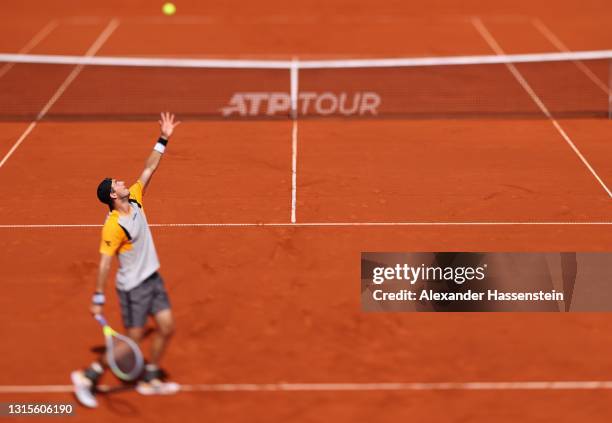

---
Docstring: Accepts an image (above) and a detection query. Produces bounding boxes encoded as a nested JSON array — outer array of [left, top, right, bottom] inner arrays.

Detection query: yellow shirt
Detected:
[[99, 180, 160, 291]]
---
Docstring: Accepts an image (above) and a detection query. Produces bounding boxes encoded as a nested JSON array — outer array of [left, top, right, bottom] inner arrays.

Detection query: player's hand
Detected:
[[90, 304, 103, 316], [159, 112, 181, 139]]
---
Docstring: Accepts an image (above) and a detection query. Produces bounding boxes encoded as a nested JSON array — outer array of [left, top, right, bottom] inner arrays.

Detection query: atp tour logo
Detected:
[[221, 92, 381, 117]]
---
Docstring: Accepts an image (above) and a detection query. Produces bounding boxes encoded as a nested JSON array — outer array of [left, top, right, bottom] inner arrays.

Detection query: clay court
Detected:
[[0, 0, 611, 421]]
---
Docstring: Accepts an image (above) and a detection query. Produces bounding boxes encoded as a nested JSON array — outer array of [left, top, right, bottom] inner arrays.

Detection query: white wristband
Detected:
[[92, 293, 105, 305], [154, 142, 166, 154]]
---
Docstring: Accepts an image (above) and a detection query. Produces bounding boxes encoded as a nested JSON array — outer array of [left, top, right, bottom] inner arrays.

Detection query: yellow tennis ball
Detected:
[[162, 2, 176, 15]]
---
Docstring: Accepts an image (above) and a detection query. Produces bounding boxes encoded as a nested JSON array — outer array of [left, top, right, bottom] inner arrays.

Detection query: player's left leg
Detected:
[[150, 308, 175, 365], [126, 327, 145, 343], [136, 272, 178, 395]]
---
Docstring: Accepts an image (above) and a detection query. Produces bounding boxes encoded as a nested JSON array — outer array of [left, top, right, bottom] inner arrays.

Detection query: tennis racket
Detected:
[[94, 314, 144, 381]]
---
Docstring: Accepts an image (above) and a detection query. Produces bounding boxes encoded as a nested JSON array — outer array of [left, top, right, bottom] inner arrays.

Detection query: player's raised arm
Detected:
[[139, 112, 181, 192]]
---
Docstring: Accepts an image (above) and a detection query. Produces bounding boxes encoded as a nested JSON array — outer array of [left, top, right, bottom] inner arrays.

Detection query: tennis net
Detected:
[[0, 50, 610, 120]]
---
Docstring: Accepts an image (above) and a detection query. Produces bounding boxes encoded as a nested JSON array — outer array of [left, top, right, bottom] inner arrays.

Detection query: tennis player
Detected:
[[71, 112, 181, 408]]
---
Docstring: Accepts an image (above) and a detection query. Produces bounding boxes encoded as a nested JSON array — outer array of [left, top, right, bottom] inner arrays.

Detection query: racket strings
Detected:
[[106, 333, 143, 380]]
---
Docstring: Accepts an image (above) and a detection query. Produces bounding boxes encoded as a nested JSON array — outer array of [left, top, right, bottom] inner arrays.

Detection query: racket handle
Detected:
[[94, 314, 107, 326]]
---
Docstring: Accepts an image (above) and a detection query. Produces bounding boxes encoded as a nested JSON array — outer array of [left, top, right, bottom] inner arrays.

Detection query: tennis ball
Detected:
[[162, 2, 176, 16]]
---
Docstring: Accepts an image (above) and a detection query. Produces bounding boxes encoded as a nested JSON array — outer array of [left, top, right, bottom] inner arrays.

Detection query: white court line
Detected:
[[177, 380, 612, 392], [290, 58, 299, 117], [0, 20, 58, 79], [35, 19, 119, 120], [2, 380, 612, 394], [471, 18, 612, 199], [0, 221, 611, 229], [290, 58, 299, 223], [531, 18, 610, 95], [0, 19, 119, 171], [291, 120, 298, 223]]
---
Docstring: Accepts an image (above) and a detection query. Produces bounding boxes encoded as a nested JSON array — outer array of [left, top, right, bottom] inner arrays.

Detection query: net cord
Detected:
[[609, 60, 612, 119], [0, 50, 611, 69]]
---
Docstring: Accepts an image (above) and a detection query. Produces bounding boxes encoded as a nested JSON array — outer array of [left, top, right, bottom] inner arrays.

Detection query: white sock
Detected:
[[90, 362, 103, 374]]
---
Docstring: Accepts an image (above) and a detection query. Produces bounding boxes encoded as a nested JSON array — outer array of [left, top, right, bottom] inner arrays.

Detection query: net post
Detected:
[[290, 58, 299, 120], [608, 59, 611, 120]]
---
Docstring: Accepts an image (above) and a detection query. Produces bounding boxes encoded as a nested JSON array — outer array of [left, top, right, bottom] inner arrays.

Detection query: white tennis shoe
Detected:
[[71, 370, 98, 408]]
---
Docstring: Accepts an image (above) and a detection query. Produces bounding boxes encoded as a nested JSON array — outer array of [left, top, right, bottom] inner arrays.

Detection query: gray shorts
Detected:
[[116, 272, 171, 328]]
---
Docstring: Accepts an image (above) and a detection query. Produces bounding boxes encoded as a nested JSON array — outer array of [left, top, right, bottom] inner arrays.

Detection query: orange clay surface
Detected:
[[0, 1, 611, 422]]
